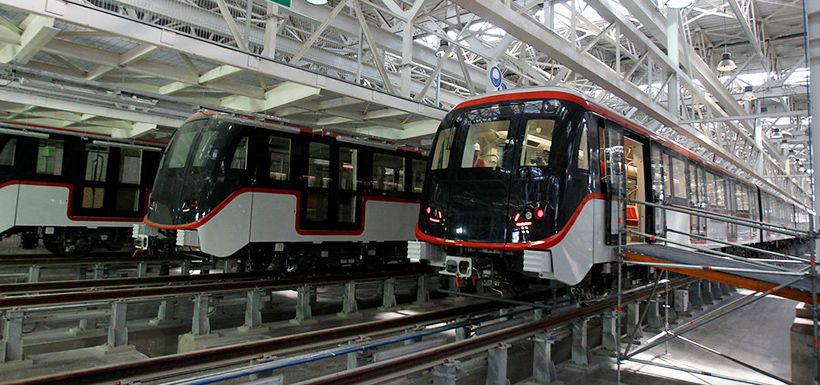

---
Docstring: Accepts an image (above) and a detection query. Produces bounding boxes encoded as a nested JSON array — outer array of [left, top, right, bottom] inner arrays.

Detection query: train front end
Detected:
[[412, 89, 605, 286], [134, 112, 250, 257]]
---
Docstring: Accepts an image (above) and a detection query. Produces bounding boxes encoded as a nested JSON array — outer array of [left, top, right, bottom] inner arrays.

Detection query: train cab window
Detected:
[[36, 139, 64, 176], [373, 153, 404, 191], [577, 123, 589, 171], [339, 147, 358, 190], [412, 159, 425, 193], [167, 130, 196, 169], [431, 127, 454, 170], [307, 142, 331, 188], [460, 120, 511, 169], [119, 148, 142, 184], [671, 157, 687, 199], [0, 138, 15, 166], [115, 187, 140, 211], [268, 136, 290, 181], [520, 119, 555, 167], [230, 137, 249, 170]]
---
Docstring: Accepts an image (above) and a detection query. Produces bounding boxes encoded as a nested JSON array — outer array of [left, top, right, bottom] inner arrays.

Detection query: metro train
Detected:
[[133, 111, 426, 272], [0, 126, 161, 255], [410, 87, 810, 289]]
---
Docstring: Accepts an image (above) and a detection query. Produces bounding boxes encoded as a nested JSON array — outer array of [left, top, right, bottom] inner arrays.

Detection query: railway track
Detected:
[[0, 253, 198, 267], [0, 265, 434, 309], [0, 277, 695, 385]]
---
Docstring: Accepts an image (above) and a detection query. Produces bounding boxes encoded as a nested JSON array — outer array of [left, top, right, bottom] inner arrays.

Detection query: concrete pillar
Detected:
[[92, 263, 104, 279], [380, 277, 397, 309], [243, 289, 262, 329], [601, 311, 618, 351], [192, 294, 210, 336], [151, 299, 176, 325], [455, 317, 469, 341], [486, 343, 510, 385], [181, 259, 191, 275], [432, 360, 460, 385], [533, 334, 558, 384], [689, 282, 704, 310], [720, 283, 732, 296], [292, 285, 312, 323], [107, 301, 128, 347], [338, 282, 358, 317], [0, 311, 23, 362], [26, 265, 40, 283], [647, 299, 662, 331], [136, 262, 148, 278], [710, 281, 723, 300], [75, 265, 105, 333], [701, 281, 715, 304], [625, 302, 643, 341], [220, 258, 233, 273], [416, 275, 430, 303], [571, 318, 591, 366]]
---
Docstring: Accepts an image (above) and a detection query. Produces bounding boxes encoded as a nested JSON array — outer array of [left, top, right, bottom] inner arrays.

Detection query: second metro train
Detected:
[[411, 87, 810, 288], [134, 111, 427, 271]]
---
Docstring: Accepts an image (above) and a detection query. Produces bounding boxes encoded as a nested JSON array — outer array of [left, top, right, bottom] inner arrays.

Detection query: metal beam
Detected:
[[682, 110, 809, 124], [0, 15, 58, 65]]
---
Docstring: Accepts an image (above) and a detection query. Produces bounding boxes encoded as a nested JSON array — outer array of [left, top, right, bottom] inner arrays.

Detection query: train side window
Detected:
[[119, 148, 142, 184], [577, 123, 589, 171], [81, 187, 104, 209], [307, 142, 331, 188], [412, 159, 426, 193], [670, 157, 687, 199], [84, 145, 109, 182], [339, 147, 358, 190], [0, 138, 15, 166], [115, 187, 140, 211], [715, 176, 726, 208], [650, 146, 663, 200], [230, 137, 249, 170], [662, 153, 671, 199], [431, 127, 454, 170], [736, 185, 749, 211], [268, 136, 290, 181], [373, 153, 405, 192], [36, 139, 64, 176], [520, 119, 554, 167], [705, 172, 716, 206]]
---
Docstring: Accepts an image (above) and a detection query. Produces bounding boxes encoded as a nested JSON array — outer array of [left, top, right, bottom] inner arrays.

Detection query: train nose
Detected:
[[444, 180, 510, 243]]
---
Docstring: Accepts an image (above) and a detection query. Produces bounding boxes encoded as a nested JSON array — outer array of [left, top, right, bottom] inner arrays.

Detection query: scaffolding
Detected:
[[613, 195, 818, 385]]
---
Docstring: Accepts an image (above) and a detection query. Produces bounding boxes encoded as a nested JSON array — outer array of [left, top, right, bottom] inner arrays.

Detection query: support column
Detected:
[[151, 299, 176, 325], [647, 298, 663, 331], [455, 317, 469, 341], [74, 264, 104, 334], [380, 277, 397, 309], [136, 262, 148, 278], [532, 333, 558, 384], [192, 294, 210, 336], [181, 259, 191, 275], [721, 283, 732, 296], [710, 281, 723, 300], [571, 318, 591, 366], [689, 282, 704, 310], [701, 281, 715, 304], [432, 359, 460, 385], [291, 285, 313, 324], [416, 275, 430, 303], [674, 288, 690, 316], [92, 263, 104, 280], [625, 302, 643, 341], [601, 311, 618, 352], [338, 282, 359, 317], [106, 301, 128, 348], [26, 265, 40, 283], [242, 289, 262, 330], [0, 311, 23, 362], [486, 343, 510, 385]]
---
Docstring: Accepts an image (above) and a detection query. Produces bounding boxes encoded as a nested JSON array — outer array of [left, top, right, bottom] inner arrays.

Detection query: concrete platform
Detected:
[[0, 345, 147, 382]]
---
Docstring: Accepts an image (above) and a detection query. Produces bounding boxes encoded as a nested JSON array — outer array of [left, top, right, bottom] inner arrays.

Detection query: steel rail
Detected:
[[0, 292, 545, 385], [0, 266, 433, 309], [0, 270, 282, 294], [0, 254, 197, 267], [293, 277, 696, 385]]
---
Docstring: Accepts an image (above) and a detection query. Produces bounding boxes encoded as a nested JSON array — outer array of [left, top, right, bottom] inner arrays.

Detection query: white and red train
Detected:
[[133, 112, 426, 271], [411, 87, 810, 288], [0, 126, 161, 255]]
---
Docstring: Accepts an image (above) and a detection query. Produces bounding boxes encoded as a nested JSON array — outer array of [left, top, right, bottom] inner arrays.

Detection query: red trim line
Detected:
[[453, 91, 589, 112], [0, 180, 145, 222], [415, 193, 605, 251], [144, 187, 420, 236]]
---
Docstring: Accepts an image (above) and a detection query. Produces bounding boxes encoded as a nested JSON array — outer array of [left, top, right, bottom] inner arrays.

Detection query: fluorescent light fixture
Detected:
[[741, 86, 756, 101], [717, 52, 737, 72], [306, 0, 328, 5], [0, 127, 50, 139], [91, 140, 163, 152], [665, 0, 693, 8]]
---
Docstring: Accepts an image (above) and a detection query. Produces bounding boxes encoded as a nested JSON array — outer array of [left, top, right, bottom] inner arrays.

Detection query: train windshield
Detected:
[[420, 98, 586, 244], [149, 118, 247, 225]]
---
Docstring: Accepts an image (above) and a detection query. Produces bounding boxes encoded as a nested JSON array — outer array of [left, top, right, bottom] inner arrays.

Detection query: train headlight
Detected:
[[524, 211, 533, 220]]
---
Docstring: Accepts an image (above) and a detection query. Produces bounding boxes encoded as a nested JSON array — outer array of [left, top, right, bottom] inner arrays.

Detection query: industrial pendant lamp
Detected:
[[436, 39, 449, 57], [741, 86, 756, 101], [306, 0, 328, 5], [717, 52, 737, 72], [665, 0, 693, 8]]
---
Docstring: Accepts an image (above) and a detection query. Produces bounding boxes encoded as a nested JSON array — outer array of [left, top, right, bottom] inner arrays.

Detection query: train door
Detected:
[[623, 136, 647, 243], [601, 119, 625, 245]]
